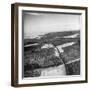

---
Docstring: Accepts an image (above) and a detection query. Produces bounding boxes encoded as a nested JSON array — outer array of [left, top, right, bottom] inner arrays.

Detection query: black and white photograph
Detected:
[[23, 11, 81, 78], [11, 3, 87, 87]]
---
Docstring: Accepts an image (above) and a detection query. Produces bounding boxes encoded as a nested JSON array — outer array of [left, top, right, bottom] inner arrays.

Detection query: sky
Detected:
[[23, 12, 81, 39]]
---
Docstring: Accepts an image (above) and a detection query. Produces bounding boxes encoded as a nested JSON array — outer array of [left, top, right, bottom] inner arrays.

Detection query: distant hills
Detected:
[[24, 30, 80, 47]]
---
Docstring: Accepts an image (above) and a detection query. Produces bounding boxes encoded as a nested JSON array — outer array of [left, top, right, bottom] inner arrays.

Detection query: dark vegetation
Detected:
[[24, 30, 80, 77], [66, 61, 80, 75]]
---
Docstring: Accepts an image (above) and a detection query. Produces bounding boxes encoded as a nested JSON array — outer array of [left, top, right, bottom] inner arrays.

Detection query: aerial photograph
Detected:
[[22, 11, 81, 78]]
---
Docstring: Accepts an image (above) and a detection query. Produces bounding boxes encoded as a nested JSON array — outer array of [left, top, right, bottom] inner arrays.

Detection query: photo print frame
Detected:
[[11, 3, 88, 87]]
